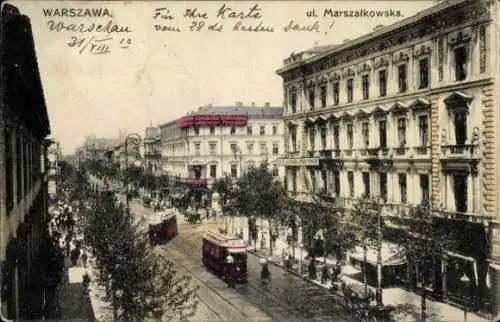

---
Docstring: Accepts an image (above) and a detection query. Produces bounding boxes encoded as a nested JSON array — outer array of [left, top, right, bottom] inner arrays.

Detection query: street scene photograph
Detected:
[[1, 0, 499, 321]]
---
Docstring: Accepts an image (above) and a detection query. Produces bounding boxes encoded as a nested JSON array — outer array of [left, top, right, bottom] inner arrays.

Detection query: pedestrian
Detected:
[[321, 264, 329, 284], [81, 250, 88, 268]]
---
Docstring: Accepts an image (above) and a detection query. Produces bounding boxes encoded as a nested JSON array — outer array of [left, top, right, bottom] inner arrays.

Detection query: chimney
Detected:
[[198, 106, 203, 112], [264, 102, 270, 108], [251, 102, 255, 107], [235, 101, 243, 107]]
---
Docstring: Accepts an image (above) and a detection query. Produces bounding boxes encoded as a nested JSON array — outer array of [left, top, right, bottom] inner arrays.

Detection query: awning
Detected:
[[348, 242, 405, 266]]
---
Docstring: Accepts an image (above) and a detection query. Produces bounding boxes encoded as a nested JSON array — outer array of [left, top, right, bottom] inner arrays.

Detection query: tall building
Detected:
[[159, 102, 284, 187], [47, 140, 61, 197], [143, 126, 161, 175], [276, 0, 499, 316], [0, 3, 51, 319]]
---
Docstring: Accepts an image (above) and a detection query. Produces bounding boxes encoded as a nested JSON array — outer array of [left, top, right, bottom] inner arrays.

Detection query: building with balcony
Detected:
[[143, 126, 161, 175], [47, 140, 61, 197], [276, 0, 500, 316], [159, 102, 285, 188], [0, 3, 51, 319]]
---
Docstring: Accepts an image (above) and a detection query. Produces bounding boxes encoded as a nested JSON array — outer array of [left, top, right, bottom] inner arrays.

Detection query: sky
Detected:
[[9, 0, 436, 155]]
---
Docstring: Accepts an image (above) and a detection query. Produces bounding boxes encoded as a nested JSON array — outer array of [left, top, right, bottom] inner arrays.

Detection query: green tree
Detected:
[[84, 191, 198, 321], [391, 201, 460, 322], [233, 162, 287, 252]]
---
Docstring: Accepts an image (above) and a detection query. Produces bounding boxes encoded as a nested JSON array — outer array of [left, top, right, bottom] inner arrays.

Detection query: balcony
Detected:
[[344, 149, 354, 157], [286, 150, 300, 158], [319, 150, 332, 159], [441, 144, 479, 159], [414, 146, 430, 156], [393, 147, 410, 157]]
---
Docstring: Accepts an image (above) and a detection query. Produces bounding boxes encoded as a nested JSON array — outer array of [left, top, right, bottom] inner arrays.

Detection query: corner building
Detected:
[[159, 103, 285, 187], [277, 0, 500, 316]]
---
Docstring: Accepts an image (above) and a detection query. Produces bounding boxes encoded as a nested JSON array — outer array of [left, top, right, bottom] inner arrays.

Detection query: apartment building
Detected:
[[276, 0, 499, 315], [159, 103, 284, 187]]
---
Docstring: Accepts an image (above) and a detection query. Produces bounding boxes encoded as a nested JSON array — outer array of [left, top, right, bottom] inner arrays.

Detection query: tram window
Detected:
[[229, 252, 246, 261]]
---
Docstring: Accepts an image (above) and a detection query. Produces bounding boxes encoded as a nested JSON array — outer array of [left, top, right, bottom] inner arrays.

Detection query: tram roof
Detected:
[[148, 211, 176, 225], [203, 230, 246, 248]]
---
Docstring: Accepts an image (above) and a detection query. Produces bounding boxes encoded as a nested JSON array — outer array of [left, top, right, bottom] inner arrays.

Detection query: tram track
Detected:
[[168, 228, 353, 322]]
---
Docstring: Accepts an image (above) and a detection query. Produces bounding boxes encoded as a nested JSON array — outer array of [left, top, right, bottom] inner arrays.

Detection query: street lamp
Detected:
[[376, 197, 384, 307], [299, 242, 304, 275], [460, 272, 470, 322]]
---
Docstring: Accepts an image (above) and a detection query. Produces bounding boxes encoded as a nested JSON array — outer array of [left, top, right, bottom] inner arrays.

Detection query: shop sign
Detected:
[[273, 158, 319, 166], [490, 223, 500, 261]]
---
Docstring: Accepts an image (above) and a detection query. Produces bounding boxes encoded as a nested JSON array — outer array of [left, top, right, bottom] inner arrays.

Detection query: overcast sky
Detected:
[[9, 0, 435, 154]]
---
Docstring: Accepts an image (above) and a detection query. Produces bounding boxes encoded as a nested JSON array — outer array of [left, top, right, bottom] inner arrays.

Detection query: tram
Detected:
[[148, 211, 178, 245], [202, 230, 248, 283]]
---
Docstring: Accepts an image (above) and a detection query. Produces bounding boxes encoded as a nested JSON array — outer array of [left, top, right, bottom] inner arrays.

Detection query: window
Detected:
[[259, 126, 265, 135], [454, 46, 467, 81], [309, 128, 315, 150], [247, 126, 253, 135], [320, 85, 327, 108], [260, 143, 267, 155], [333, 82, 340, 105], [291, 92, 297, 113], [209, 126, 215, 135], [194, 126, 200, 136], [309, 87, 315, 109], [291, 130, 297, 151], [16, 134, 22, 202], [362, 74, 369, 100], [194, 143, 201, 156], [454, 111, 467, 145], [347, 124, 353, 149], [210, 164, 217, 178], [347, 79, 353, 103], [453, 174, 467, 212], [272, 125, 278, 135], [231, 164, 237, 178], [379, 120, 387, 148], [348, 171, 354, 197], [209, 143, 217, 155], [399, 174, 407, 203], [5, 128, 13, 211], [272, 165, 279, 177], [230, 143, 237, 152], [247, 143, 254, 155], [362, 172, 370, 197], [419, 116, 428, 146], [379, 172, 387, 202], [334, 171, 340, 197], [333, 126, 340, 149], [272, 143, 279, 155], [247, 162, 255, 171], [320, 127, 327, 149], [321, 170, 328, 195], [397, 118, 406, 147], [398, 64, 407, 93], [420, 174, 429, 203], [379, 70, 387, 97], [419, 58, 429, 88], [362, 122, 369, 148], [230, 126, 236, 135]]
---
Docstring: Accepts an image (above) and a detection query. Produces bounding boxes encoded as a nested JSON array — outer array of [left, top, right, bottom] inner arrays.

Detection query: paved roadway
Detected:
[[129, 199, 356, 322]]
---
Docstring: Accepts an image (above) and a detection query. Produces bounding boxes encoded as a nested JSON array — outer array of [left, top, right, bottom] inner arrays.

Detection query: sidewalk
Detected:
[[227, 216, 490, 322]]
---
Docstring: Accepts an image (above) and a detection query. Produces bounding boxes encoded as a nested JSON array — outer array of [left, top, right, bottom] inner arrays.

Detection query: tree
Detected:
[[212, 175, 232, 206], [84, 190, 198, 321], [348, 197, 380, 296], [233, 162, 287, 253], [391, 201, 460, 322]]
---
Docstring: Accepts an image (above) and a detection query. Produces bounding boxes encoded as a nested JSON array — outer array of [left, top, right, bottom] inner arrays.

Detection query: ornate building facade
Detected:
[[143, 126, 161, 175], [277, 0, 500, 316], [159, 103, 285, 187], [0, 4, 51, 319]]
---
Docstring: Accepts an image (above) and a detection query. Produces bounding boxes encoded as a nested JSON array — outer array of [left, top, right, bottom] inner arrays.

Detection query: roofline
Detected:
[[276, 0, 469, 75]]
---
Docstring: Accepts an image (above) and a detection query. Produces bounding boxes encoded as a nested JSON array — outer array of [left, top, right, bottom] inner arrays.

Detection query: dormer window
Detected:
[[454, 46, 467, 81]]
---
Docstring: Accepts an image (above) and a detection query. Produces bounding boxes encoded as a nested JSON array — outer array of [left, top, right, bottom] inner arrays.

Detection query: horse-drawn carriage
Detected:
[[185, 208, 202, 224], [341, 282, 395, 322]]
